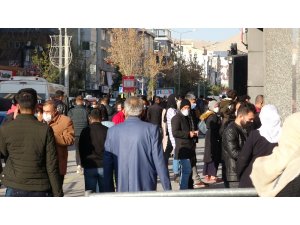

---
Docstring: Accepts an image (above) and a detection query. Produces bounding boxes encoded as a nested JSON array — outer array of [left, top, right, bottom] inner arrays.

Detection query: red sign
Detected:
[[122, 75, 135, 93]]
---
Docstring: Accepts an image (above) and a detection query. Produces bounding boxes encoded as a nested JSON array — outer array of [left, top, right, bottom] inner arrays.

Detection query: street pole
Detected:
[[64, 28, 69, 97], [59, 28, 63, 85], [178, 34, 181, 95]]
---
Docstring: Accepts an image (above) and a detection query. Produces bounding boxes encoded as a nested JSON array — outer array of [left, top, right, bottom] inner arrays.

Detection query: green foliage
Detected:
[[31, 48, 59, 83], [210, 85, 222, 96]]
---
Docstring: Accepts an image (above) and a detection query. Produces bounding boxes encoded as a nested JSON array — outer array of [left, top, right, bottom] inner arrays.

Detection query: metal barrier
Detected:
[[85, 188, 258, 197]]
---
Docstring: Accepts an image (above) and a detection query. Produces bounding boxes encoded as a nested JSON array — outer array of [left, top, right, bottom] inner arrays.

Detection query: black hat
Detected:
[[180, 99, 191, 109]]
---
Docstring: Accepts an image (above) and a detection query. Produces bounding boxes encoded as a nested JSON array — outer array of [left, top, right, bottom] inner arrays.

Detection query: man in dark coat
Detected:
[[68, 95, 89, 174], [172, 99, 201, 189], [79, 108, 108, 193], [222, 102, 256, 188], [103, 96, 171, 192], [0, 88, 63, 197], [147, 96, 163, 128], [185, 92, 205, 188]]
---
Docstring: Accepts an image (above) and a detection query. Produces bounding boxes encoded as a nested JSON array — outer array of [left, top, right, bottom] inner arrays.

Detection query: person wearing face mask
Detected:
[[171, 99, 199, 190], [43, 100, 75, 184], [222, 102, 256, 188], [202, 100, 223, 184], [185, 92, 206, 188]]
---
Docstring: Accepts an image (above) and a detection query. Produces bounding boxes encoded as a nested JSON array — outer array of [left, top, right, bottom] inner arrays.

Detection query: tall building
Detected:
[[68, 28, 115, 97], [0, 28, 58, 77]]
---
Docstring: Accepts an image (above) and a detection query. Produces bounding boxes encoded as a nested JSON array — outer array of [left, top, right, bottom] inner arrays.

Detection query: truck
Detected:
[[0, 76, 67, 104]]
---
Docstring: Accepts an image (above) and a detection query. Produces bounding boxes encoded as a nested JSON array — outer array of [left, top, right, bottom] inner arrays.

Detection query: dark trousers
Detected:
[[203, 161, 219, 177], [163, 136, 173, 167], [5, 187, 53, 197]]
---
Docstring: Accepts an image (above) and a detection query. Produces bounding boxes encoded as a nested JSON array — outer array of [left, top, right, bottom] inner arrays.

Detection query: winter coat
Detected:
[[203, 113, 222, 163], [103, 116, 171, 192], [0, 114, 63, 196], [79, 122, 108, 168], [237, 130, 277, 188], [68, 105, 89, 137], [147, 103, 163, 127], [49, 113, 75, 175], [222, 121, 247, 181], [171, 112, 194, 160]]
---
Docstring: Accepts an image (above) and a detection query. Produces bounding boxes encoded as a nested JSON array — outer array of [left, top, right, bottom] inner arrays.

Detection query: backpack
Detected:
[[198, 120, 208, 135]]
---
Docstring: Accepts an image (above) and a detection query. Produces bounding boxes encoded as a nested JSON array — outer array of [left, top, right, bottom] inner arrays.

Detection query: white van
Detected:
[[0, 76, 67, 103]]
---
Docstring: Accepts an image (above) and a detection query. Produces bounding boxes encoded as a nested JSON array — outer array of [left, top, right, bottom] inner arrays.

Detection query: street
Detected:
[[0, 135, 224, 197]]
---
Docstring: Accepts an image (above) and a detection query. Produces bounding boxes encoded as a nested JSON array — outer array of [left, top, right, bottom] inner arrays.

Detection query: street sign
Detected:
[[122, 75, 135, 93], [155, 88, 175, 98]]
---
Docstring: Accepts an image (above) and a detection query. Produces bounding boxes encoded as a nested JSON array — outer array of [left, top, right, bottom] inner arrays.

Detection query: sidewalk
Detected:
[[0, 136, 224, 196]]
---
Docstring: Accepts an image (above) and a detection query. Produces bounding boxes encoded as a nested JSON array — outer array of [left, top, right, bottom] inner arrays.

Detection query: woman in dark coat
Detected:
[[201, 100, 222, 183], [237, 104, 281, 188]]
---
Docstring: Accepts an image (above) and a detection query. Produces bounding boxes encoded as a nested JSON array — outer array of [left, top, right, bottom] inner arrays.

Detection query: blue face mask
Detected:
[[191, 103, 197, 110]]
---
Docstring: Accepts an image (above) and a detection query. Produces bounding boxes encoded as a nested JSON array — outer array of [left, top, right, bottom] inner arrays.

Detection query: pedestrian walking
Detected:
[[68, 95, 89, 174], [103, 96, 171, 192], [79, 108, 108, 193], [43, 100, 75, 184], [0, 88, 63, 197]]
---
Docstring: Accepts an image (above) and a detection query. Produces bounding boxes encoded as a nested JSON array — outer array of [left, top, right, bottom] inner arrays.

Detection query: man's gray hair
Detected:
[[124, 96, 144, 117], [185, 92, 196, 100]]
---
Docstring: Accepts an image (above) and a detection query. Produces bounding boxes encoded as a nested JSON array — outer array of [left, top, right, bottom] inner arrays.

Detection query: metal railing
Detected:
[[85, 188, 258, 197]]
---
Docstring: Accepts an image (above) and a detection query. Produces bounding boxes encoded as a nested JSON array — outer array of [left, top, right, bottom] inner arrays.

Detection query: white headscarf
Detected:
[[258, 104, 281, 143], [251, 111, 300, 196]]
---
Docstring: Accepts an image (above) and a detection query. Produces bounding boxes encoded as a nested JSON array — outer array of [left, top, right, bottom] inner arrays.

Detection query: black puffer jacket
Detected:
[[222, 121, 247, 181]]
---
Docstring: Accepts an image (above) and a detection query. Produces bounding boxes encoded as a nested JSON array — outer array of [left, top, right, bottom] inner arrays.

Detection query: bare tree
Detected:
[[143, 49, 173, 98], [107, 29, 144, 76]]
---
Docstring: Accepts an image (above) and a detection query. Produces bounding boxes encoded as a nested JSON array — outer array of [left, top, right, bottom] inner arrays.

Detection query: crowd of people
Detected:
[[1, 87, 300, 197]]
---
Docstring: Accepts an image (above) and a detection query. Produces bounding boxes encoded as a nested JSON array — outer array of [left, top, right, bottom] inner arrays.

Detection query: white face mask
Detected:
[[191, 103, 197, 110], [43, 113, 52, 123], [181, 109, 189, 116], [213, 107, 219, 113]]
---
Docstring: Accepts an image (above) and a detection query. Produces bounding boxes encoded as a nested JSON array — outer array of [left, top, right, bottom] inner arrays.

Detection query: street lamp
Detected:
[[172, 29, 195, 95]]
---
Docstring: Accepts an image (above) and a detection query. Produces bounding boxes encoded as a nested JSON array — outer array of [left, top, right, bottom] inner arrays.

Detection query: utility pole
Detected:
[[64, 28, 70, 97], [49, 28, 72, 96]]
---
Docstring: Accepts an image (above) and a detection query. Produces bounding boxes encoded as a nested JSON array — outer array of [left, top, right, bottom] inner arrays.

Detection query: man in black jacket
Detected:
[[0, 88, 63, 197], [185, 92, 205, 188], [172, 99, 199, 190], [147, 96, 163, 129], [222, 102, 256, 188], [79, 109, 108, 193]]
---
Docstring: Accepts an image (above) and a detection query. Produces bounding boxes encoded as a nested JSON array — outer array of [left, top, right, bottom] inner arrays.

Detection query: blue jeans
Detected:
[[179, 159, 192, 190], [84, 167, 104, 193], [173, 159, 180, 175], [5, 187, 53, 197]]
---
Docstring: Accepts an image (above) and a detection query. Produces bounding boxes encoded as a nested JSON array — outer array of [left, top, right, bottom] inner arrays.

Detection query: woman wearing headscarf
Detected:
[[237, 104, 281, 188], [163, 94, 180, 182], [250, 111, 300, 196], [201, 100, 223, 183]]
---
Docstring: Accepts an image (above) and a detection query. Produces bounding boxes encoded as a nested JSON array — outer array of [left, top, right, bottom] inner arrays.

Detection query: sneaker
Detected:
[[76, 165, 83, 175], [173, 174, 180, 183]]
